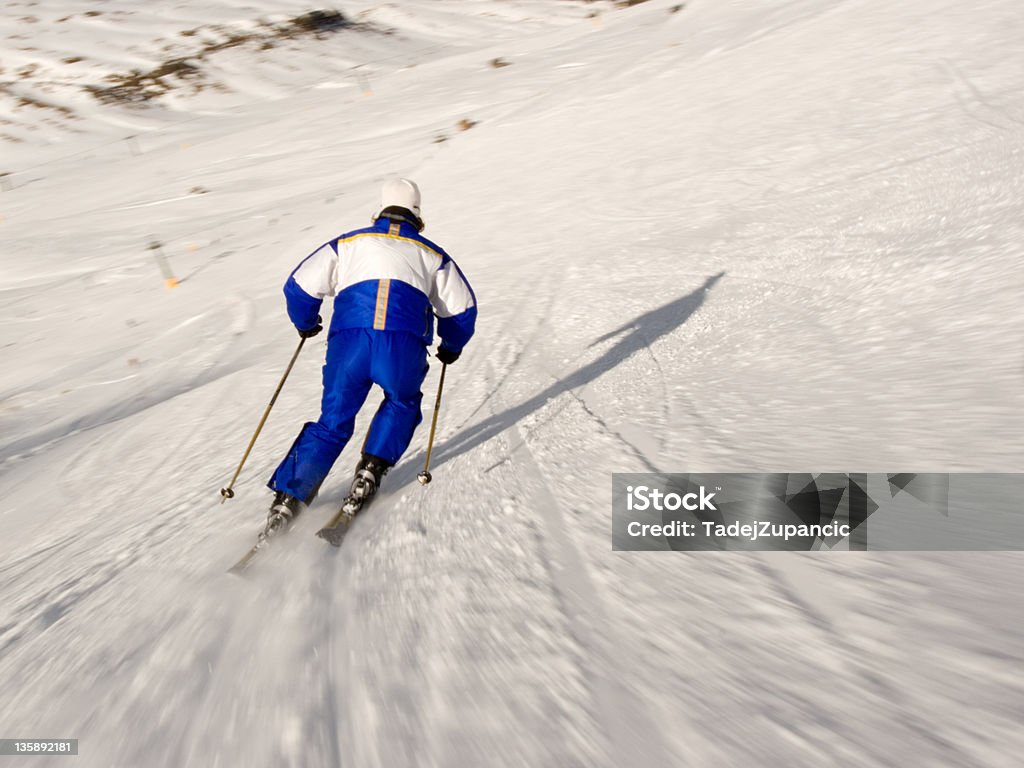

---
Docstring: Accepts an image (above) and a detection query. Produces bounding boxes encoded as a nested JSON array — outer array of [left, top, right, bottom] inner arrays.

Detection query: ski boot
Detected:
[[316, 454, 390, 547], [352, 454, 389, 502], [263, 491, 303, 539]]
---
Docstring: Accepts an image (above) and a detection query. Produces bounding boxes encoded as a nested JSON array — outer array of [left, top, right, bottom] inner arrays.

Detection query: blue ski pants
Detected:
[[269, 328, 428, 502]]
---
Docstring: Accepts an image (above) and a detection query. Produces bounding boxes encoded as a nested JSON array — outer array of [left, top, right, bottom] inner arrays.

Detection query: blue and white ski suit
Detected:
[[269, 216, 476, 502]]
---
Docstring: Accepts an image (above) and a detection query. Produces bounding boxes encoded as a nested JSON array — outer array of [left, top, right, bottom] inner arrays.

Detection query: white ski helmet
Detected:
[[374, 177, 422, 222]]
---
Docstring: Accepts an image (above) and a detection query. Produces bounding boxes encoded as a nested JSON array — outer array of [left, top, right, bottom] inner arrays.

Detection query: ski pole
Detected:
[[220, 337, 307, 502], [417, 363, 447, 485]]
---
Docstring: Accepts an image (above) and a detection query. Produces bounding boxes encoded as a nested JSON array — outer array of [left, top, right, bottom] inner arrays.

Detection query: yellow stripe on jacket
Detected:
[[373, 279, 391, 329]]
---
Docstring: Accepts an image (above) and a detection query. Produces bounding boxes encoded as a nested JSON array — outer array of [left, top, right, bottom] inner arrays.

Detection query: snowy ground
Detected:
[[1, 0, 1022, 766]]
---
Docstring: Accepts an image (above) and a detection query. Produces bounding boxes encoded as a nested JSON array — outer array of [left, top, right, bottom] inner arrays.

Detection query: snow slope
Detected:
[[1, 0, 1022, 766]]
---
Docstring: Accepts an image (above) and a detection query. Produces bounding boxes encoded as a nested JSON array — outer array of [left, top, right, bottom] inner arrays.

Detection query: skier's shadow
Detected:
[[391, 271, 725, 489]]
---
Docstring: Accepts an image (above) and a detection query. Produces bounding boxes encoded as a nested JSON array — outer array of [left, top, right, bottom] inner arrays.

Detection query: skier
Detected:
[[265, 178, 476, 530]]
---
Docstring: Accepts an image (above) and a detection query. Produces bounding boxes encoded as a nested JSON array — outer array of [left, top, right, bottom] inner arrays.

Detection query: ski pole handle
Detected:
[[417, 363, 447, 485], [220, 336, 306, 502]]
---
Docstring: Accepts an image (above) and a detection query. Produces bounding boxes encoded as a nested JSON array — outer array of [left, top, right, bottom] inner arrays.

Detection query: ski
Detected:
[[315, 495, 365, 547], [228, 536, 271, 575], [227, 509, 296, 575]]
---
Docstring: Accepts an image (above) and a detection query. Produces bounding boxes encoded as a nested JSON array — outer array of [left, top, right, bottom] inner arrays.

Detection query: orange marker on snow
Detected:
[[149, 240, 179, 289]]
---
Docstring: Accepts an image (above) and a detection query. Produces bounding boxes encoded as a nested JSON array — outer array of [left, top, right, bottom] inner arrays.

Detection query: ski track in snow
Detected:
[[1, 0, 1023, 766], [494, 375, 674, 766]]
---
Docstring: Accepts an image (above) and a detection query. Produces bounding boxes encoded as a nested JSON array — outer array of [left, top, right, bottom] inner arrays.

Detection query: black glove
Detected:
[[297, 317, 323, 338], [435, 346, 460, 365]]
